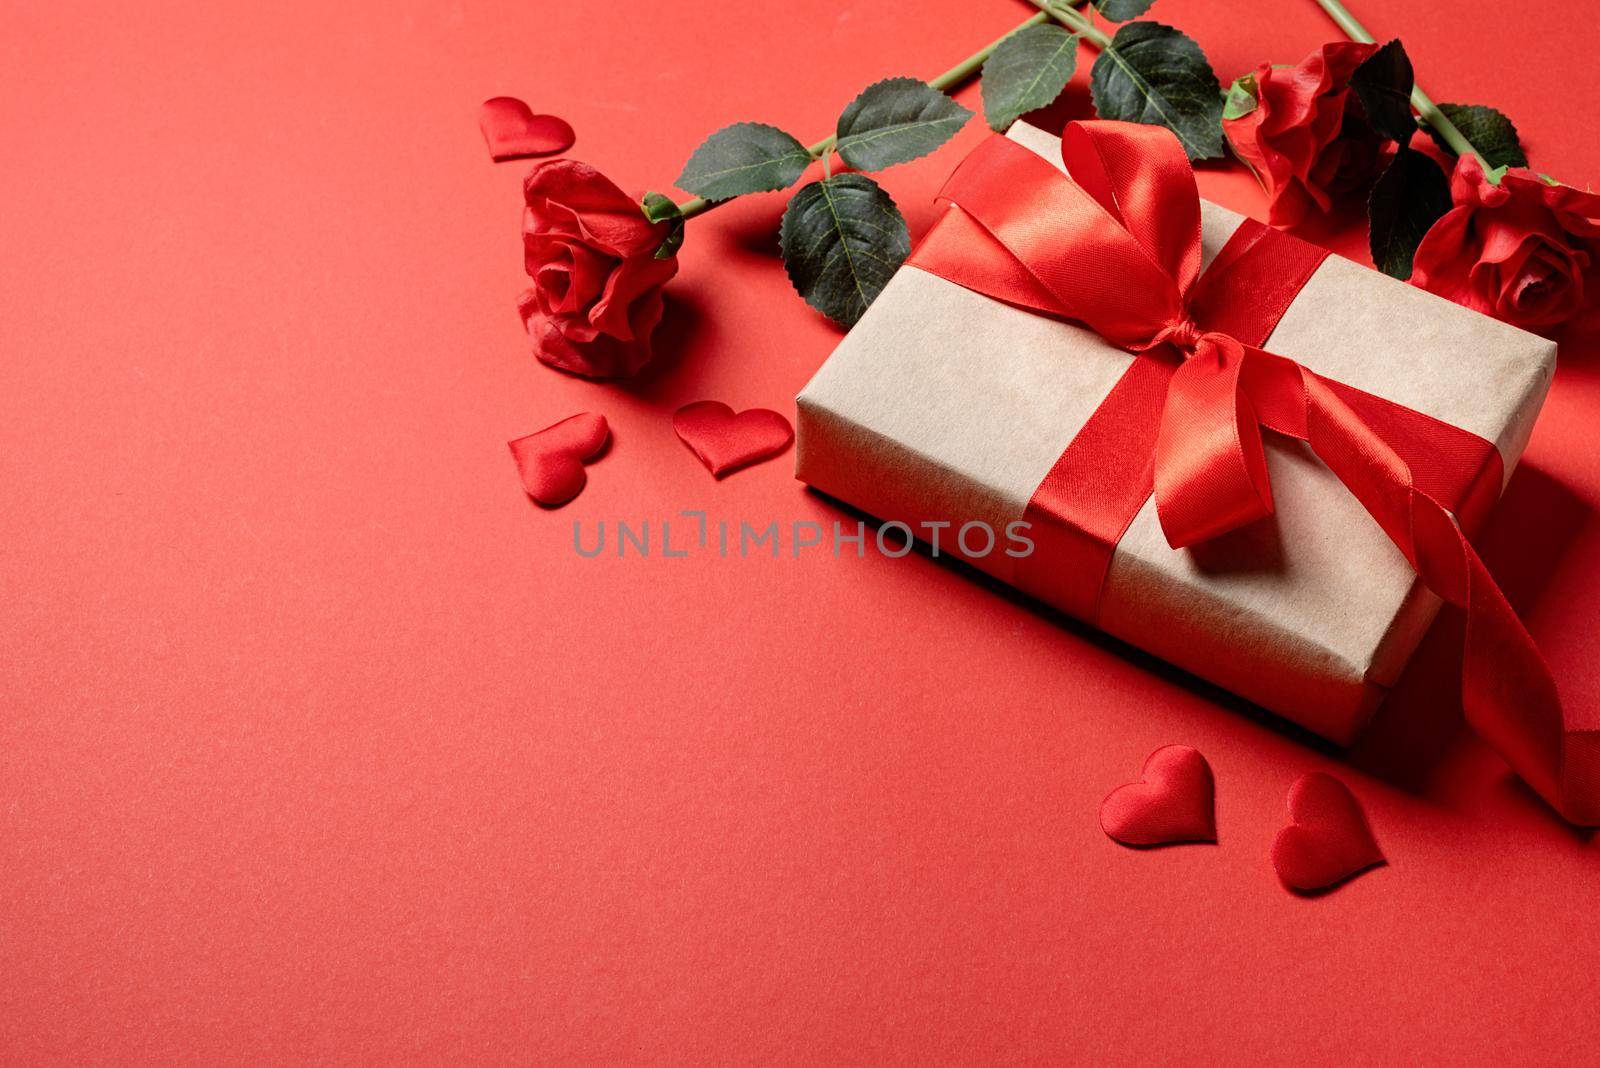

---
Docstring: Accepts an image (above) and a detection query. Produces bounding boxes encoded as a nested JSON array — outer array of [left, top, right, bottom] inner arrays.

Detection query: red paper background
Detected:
[[5, 1, 1600, 1062]]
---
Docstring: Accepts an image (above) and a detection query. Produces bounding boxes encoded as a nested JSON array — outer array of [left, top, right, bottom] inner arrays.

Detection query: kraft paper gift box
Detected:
[[794, 122, 1557, 744]]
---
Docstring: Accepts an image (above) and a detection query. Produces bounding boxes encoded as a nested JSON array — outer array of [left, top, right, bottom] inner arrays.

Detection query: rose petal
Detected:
[[525, 160, 663, 255], [589, 254, 677, 340]]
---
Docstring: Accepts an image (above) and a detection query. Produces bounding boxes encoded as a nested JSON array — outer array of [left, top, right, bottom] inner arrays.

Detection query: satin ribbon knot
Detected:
[[905, 119, 1600, 824], [1148, 317, 1207, 354]]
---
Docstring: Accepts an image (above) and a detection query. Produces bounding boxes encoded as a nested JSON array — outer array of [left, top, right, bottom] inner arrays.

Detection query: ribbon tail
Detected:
[[1295, 369, 1597, 824]]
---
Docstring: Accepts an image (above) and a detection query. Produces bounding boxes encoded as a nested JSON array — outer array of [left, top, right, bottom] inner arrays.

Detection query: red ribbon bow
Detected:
[[908, 120, 1600, 824]]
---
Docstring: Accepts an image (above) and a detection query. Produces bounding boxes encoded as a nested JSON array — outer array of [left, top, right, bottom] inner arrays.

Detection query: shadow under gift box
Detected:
[[794, 122, 1556, 745]]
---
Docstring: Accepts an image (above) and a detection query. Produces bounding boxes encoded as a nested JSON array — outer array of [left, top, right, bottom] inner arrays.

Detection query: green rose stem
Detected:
[[1310, 0, 1494, 174], [1031, 0, 1112, 49], [673, 9, 1056, 221]]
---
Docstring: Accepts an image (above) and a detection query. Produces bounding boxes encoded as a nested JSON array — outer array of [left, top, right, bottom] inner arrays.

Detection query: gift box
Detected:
[[795, 121, 1557, 747]]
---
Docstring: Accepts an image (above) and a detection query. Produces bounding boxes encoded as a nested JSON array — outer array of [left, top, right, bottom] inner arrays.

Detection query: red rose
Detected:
[[1411, 153, 1600, 332], [1224, 41, 1382, 228], [519, 159, 679, 378]]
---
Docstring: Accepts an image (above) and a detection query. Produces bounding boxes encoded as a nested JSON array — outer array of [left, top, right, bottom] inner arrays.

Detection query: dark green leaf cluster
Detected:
[[663, 11, 1536, 322], [980, 5, 1225, 162], [1345, 41, 1527, 278], [674, 78, 974, 324]]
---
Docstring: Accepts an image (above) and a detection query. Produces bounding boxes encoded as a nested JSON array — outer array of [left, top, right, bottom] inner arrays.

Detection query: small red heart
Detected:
[[508, 413, 609, 507], [478, 97, 576, 162], [1100, 745, 1216, 847], [1271, 772, 1384, 892], [672, 401, 793, 478]]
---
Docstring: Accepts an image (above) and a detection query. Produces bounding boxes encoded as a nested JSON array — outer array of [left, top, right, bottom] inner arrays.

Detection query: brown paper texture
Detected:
[[795, 122, 1557, 743]]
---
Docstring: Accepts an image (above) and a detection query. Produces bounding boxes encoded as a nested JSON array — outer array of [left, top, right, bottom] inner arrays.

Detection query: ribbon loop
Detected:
[[931, 133, 1186, 349], [1060, 121, 1203, 296]]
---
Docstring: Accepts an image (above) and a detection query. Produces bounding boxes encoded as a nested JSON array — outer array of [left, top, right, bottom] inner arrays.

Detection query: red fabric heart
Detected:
[[1271, 772, 1384, 891], [1100, 745, 1217, 847], [672, 401, 793, 477], [508, 413, 609, 507], [478, 97, 576, 162]]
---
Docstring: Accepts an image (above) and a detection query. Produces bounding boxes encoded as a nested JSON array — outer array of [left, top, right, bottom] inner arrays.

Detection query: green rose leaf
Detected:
[[1093, 0, 1156, 20], [981, 24, 1080, 133], [1368, 145, 1451, 280], [675, 122, 813, 201], [779, 173, 910, 327], [834, 77, 974, 172], [640, 192, 685, 259], [1423, 103, 1529, 169], [1350, 39, 1416, 144], [1089, 22, 1225, 161]]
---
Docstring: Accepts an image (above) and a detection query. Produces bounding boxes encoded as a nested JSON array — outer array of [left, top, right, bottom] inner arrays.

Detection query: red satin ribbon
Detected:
[[906, 121, 1600, 824]]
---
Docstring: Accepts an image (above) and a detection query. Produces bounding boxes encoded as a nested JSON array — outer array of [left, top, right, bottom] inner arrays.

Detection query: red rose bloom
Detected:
[[1224, 41, 1382, 228], [1411, 153, 1600, 331], [519, 159, 679, 378]]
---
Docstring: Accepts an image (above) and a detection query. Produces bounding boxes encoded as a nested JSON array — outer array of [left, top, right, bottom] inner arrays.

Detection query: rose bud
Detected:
[[1412, 154, 1600, 332], [1223, 41, 1385, 229], [519, 160, 680, 379]]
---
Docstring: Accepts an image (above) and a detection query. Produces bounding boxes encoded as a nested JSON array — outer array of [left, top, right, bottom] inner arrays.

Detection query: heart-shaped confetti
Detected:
[[672, 401, 793, 477], [1271, 772, 1384, 892], [508, 413, 609, 507], [1100, 745, 1217, 847], [479, 97, 576, 162]]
